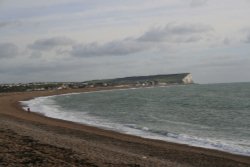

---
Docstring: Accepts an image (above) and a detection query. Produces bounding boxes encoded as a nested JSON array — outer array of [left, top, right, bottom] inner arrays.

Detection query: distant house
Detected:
[[57, 84, 68, 90], [158, 82, 167, 86]]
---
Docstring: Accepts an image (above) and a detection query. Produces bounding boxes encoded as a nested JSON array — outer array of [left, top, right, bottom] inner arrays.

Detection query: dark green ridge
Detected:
[[86, 73, 192, 85]]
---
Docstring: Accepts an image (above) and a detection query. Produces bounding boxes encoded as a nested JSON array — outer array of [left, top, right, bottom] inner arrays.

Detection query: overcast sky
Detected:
[[1, 0, 250, 84]]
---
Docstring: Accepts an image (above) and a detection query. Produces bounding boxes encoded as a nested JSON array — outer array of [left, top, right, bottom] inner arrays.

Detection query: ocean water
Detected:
[[21, 83, 250, 156]]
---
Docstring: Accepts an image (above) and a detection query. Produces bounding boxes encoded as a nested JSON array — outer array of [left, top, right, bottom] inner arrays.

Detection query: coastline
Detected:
[[1, 88, 250, 167]]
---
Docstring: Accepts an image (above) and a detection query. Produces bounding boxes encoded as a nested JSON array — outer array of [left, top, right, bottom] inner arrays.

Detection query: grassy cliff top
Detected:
[[86, 73, 191, 85]]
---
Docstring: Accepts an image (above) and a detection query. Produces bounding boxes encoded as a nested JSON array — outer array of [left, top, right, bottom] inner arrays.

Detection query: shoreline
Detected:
[[21, 87, 250, 157], [1, 87, 250, 166]]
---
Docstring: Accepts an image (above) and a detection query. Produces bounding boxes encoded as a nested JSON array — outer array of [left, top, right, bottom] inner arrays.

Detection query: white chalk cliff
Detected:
[[182, 73, 193, 84]]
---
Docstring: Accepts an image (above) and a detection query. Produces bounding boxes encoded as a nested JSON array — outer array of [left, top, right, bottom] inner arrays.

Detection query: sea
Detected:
[[21, 83, 250, 156]]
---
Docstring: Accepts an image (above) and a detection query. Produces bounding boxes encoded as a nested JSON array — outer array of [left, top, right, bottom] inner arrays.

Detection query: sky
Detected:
[[0, 0, 250, 84]]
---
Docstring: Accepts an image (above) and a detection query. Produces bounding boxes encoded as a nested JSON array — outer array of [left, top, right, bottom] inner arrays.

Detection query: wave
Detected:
[[20, 94, 250, 157], [122, 124, 250, 156]]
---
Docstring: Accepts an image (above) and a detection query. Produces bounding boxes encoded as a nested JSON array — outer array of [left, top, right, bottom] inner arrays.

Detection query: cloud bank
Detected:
[[28, 37, 74, 51], [138, 23, 213, 42], [70, 23, 213, 57], [189, 0, 208, 7], [244, 34, 250, 43], [0, 43, 18, 59], [0, 21, 21, 29], [70, 40, 148, 57], [1, 0, 250, 83]]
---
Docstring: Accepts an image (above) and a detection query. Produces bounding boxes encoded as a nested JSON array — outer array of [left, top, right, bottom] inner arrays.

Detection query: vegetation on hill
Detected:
[[86, 73, 191, 86], [0, 73, 192, 93]]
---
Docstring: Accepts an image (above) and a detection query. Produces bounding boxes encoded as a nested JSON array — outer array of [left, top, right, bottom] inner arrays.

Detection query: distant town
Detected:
[[0, 73, 193, 93]]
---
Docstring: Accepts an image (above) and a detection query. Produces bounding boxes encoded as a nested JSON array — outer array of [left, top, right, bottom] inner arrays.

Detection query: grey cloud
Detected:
[[0, 22, 11, 28], [223, 38, 231, 45], [137, 23, 213, 42], [30, 51, 43, 58], [0, 43, 18, 59], [197, 59, 249, 68], [244, 34, 250, 43], [70, 23, 213, 57], [190, 0, 208, 7], [193, 54, 250, 69], [0, 56, 109, 82], [28, 37, 74, 51], [70, 40, 149, 57], [0, 21, 21, 29], [240, 27, 250, 43]]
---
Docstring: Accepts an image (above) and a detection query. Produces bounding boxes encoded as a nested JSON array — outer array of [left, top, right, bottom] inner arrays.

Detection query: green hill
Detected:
[[85, 73, 193, 86]]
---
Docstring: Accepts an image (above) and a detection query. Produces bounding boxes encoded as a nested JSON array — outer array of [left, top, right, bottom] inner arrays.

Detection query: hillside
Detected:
[[0, 73, 193, 93], [86, 73, 193, 86]]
